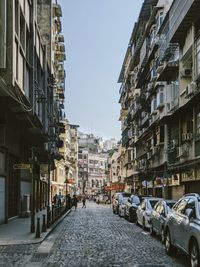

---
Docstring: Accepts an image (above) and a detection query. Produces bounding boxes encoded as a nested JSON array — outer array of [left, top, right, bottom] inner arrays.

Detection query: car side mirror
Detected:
[[185, 208, 194, 219]]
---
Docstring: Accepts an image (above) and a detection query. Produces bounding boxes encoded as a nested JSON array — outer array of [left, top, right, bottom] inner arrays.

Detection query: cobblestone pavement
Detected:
[[0, 202, 190, 266]]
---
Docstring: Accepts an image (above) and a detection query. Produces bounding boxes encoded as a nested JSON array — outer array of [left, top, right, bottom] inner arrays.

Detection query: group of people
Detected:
[[71, 195, 86, 210], [52, 194, 87, 210]]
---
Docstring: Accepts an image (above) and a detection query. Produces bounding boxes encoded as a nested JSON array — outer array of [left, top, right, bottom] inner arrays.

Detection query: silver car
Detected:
[[150, 199, 176, 242], [118, 197, 129, 217], [164, 193, 200, 267], [136, 197, 161, 229]]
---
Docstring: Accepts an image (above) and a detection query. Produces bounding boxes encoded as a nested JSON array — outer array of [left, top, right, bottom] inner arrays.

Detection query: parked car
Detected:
[[125, 195, 141, 222], [150, 199, 176, 242], [164, 193, 200, 267], [112, 192, 131, 214], [119, 197, 129, 217], [136, 197, 161, 229]]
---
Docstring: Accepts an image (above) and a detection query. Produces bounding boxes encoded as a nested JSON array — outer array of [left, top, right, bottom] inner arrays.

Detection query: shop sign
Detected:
[[195, 169, 200, 181], [163, 174, 180, 186], [182, 170, 195, 182], [13, 164, 31, 170], [111, 183, 125, 191], [171, 174, 180, 186], [104, 186, 111, 191]]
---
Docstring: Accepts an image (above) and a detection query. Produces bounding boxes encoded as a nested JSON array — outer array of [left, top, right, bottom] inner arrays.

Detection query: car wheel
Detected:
[[129, 211, 133, 223], [165, 230, 177, 256], [150, 223, 155, 236], [161, 228, 165, 244], [190, 240, 200, 267], [136, 215, 139, 226], [142, 218, 146, 230]]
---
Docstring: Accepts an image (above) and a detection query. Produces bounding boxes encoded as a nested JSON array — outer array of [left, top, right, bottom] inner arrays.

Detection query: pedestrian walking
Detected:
[[53, 194, 57, 205], [66, 194, 71, 210], [82, 196, 86, 208], [72, 195, 78, 210]]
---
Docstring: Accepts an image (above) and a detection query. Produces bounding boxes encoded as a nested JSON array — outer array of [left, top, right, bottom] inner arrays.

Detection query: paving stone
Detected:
[[0, 202, 189, 266]]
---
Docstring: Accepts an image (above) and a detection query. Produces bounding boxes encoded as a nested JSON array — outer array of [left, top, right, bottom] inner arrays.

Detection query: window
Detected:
[[196, 37, 200, 76], [174, 198, 188, 214], [171, 81, 179, 101], [156, 11, 164, 33], [18, 52, 24, 89], [196, 110, 200, 134], [20, 11, 25, 50]]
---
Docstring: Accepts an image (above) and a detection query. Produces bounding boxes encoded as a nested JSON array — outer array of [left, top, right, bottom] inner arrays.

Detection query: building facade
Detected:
[[118, 0, 200, 200], [78, 133, 110, 196], [0, 0, 67, 224]]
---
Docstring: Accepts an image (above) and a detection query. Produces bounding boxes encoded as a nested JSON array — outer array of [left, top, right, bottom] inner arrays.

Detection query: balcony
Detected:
[[141, 113, 150, 126], [53, 4, 62, 17], [168, 0, 198, 44]]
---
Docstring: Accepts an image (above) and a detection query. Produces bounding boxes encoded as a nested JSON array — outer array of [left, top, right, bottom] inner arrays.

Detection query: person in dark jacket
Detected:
[[82, 196, 86, 208], [72, 195, 78, 210]]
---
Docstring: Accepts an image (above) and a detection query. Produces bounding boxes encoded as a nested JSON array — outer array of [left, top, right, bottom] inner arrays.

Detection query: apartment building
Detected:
[[0, 0, 66, 224], [78, 133, 110, 195], [118, 0, 200, 200]]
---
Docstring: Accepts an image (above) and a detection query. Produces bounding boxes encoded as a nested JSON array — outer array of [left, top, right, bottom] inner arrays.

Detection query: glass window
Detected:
[[175, 198, 188, 214], [196, 38, 200, 75], [196, 111, 200, 134]]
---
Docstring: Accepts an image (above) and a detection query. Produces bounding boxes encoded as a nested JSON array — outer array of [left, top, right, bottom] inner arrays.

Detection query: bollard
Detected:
[[42, 214, 46, 232], [35, 217, 41, 238]]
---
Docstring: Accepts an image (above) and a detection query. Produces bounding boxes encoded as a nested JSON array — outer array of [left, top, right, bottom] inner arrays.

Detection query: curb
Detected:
[[0, 209, 71, 246]]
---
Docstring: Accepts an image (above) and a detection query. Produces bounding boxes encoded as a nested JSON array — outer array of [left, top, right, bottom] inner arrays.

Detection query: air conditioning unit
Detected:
[[181, 69, 192, 78]]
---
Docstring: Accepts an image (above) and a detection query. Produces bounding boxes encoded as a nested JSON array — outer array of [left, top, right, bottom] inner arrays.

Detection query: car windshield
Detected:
[[148, 200, 158, 209]]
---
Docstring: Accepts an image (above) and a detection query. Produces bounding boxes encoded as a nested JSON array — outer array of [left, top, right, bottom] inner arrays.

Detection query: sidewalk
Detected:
[[0, 208, 71, 246]]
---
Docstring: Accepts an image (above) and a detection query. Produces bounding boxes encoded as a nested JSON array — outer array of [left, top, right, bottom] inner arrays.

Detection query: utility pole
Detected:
[[30, 147, 36, 233]]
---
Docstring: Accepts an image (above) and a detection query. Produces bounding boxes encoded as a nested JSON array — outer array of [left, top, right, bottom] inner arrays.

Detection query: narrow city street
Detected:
[[0, 202, 189, 267]]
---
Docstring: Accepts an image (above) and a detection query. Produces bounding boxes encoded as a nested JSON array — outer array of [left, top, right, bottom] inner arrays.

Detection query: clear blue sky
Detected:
[[59, 0, 143, 140]]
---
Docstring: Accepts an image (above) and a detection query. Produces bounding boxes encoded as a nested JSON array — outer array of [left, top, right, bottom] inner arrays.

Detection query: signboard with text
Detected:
[[13, 164, 31, 170]]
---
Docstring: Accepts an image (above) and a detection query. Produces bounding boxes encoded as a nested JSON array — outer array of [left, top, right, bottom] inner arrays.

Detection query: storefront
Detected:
[[182, 168, 200, 194]]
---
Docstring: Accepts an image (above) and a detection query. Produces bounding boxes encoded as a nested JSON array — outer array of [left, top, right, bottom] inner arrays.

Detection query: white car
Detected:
[[136, 197, 161, 229], [118, 197, 129, 217]]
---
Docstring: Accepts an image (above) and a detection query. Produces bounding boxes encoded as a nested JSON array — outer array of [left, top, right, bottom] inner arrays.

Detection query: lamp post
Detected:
[[30, 147, 36, 233]]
